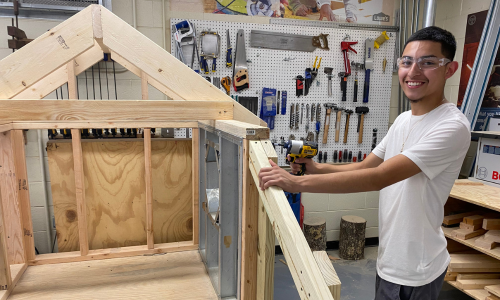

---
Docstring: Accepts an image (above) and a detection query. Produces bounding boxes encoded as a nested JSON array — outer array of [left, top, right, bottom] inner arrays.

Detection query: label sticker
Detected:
[[246, 130, 256, 136]]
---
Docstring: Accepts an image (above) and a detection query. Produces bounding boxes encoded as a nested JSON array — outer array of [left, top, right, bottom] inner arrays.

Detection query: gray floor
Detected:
[[273, 246, 473, 300]]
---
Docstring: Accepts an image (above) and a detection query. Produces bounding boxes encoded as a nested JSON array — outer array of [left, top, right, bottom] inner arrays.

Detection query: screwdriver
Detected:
[[348, 151, 352, 162], [318, 151, 323, 163], [324, 152, 328, 163], [333, 150, 338, 163], [339, 150, 343, 163]]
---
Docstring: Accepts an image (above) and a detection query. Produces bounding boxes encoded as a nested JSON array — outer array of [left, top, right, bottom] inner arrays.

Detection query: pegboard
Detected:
[[171, 19, 396, 166]]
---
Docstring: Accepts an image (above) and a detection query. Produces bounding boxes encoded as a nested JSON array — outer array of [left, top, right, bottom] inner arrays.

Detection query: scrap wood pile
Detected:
[[443, 212, 500, 250], [446, 254, 500, 299]]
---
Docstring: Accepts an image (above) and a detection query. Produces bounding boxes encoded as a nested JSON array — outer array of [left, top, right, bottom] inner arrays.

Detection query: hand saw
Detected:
[[233, 29, 249, 92]]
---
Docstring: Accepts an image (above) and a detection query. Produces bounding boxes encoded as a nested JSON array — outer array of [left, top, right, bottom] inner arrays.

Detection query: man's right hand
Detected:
[[289, 156, 319, 175]]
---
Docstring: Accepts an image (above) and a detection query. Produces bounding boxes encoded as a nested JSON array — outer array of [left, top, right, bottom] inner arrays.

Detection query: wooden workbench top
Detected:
[[450, 179, 500, 212]]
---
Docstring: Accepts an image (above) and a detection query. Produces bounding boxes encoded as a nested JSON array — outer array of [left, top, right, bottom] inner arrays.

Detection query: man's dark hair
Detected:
[[404, 26, 457, 60]]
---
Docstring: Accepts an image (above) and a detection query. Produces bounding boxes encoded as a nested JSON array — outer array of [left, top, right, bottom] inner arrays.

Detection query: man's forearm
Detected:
[[298, 167, 382, 193], [314, 161, 367, 174]]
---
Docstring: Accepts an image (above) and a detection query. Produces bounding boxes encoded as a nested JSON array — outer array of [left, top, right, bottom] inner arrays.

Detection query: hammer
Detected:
[[334, 106, 344, 143], [323, 103, 336, 144], [324, 67, 333, 97], [343, 109, 353, 143], [355, 107, 369, 144]]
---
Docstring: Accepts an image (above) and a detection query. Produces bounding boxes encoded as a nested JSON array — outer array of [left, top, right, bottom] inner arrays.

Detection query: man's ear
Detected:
[[445, 61, 459, 79]]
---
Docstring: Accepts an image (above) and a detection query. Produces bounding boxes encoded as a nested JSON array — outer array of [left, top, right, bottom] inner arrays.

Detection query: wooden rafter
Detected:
[[0, 6, 95, 99]]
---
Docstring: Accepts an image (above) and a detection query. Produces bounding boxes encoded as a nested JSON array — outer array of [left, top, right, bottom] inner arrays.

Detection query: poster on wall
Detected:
[[170, 0, 394, 25], [458, 10, 500, 131]]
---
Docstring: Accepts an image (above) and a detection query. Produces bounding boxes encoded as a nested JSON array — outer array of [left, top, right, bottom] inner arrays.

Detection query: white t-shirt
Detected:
[[372, 102, 471, 286]]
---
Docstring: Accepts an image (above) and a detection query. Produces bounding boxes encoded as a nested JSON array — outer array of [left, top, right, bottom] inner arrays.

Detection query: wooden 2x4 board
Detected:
[[47, 139, 193, 252]]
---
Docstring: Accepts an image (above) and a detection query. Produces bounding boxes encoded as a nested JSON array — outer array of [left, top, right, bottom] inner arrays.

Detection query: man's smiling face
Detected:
[[399, 40, 454, 103]]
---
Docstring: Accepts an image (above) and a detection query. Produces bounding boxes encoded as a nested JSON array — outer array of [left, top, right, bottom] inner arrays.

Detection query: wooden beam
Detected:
[[313, 251, 341, 299], [0, 187, 12, 292], [0, 100, 233, 122], [199, 120, 270, 140], [109, 50, 183, 100], [0, 263, 27, 300], [11, 131, 36, 262], [192, 128, 200, 244], [29, 241, 197, 266], [144, 128, 154, 250], [67, 60, 78, 99], [141, 71, 149, 100], [0, 123, 12, 133], [13, 44, 103, 100], [0, 6, 95, 99], [248, 140, 334, 300], [99, 7, 263, 125], [241, 139, 259, 300], [10, 121, 198, 130], [0, 131, 26, 265], [257, 140, 276, 300], [71, 129, 89, 256]]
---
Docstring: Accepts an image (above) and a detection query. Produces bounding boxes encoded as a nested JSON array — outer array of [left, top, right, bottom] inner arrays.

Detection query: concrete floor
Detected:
[[274, 246, 473, 300]]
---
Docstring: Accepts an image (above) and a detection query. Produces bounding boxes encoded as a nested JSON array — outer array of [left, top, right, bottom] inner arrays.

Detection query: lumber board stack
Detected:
[[448, 255, 500, 297]]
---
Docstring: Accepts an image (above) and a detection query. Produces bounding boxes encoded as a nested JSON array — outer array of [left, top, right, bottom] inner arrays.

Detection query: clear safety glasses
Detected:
[[396, 56, 451, 70]]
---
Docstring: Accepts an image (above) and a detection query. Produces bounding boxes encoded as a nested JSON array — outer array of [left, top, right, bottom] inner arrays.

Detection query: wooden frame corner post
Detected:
[[144, 128, 154, 249], [71, 129, 89, 256]]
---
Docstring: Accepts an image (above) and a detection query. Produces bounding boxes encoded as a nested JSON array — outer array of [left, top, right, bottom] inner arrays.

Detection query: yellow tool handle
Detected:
[[317, 57, 322, 69], [313, 56, 318, 69]]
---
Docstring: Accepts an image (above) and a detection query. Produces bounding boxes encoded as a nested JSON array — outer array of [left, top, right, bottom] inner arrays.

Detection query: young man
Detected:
[[258, 26, 471, 300]]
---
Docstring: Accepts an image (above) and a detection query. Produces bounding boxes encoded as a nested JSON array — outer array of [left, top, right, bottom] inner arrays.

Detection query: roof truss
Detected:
[[0, 4, 263, 126]]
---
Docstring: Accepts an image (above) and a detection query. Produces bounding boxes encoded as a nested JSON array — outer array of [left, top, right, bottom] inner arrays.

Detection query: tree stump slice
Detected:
[[339, 215, 366, 260], [303, 217, 326, 251]]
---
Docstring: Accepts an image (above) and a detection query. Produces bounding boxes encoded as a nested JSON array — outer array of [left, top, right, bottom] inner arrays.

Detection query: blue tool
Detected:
[[260, 88, 277, 130], [226, 29, 232, 68], [281, 91, 287, 115]]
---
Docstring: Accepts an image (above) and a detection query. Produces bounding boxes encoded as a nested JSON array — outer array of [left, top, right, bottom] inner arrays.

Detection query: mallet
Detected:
[[355, 107, 369, 144]]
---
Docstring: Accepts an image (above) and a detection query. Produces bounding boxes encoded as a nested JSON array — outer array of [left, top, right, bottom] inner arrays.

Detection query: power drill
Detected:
[[279, 140, 318, 176]]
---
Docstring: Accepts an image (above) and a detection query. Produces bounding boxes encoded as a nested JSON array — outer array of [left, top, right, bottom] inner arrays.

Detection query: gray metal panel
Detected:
[[199, 129, 207, 253], [207, 220, 220, 295], [218, 137, 239, 298], [461, 0, 500, 129]]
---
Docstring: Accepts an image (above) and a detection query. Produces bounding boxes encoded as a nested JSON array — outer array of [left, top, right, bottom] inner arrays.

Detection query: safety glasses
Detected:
[[396, 56, 451, 70]]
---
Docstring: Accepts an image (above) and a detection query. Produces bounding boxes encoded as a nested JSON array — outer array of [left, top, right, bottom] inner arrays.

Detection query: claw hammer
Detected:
[[334, 106, 344, 143], [322, 103, 336, 144]]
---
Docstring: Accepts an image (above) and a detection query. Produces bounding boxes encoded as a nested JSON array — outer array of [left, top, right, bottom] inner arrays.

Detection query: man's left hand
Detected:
[[258, 160, 300, 192]]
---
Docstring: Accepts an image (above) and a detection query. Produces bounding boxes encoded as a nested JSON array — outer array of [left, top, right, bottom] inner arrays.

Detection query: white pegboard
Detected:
[[172, 19, 396, 166]]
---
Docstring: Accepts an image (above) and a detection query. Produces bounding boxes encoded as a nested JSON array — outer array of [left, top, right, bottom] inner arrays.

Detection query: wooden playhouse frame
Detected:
[[0, 5, 340, 299]]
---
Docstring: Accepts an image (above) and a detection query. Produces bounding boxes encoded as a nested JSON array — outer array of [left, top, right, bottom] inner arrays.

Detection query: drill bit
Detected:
[[295, 103, 299, 129], [301, 103, 304, 124]]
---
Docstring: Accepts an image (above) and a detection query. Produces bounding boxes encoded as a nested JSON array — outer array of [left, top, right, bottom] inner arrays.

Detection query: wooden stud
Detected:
[[0, 263, 27, 300], [141, 71, 149, 100], [248, 141, 334, 300], [67, 60, 78, 99], [241, 139, 259, 300], [0, 132, 26, 264], [0, 100, 233, 122], [191, 128, 200, 244], [71, 129, 89, 256], [199, 120, 270, 140], [257, 140, 276, 300], [144, 128, 154, 250], [11, 131, 35, 262], [0, 187, 12, 291]]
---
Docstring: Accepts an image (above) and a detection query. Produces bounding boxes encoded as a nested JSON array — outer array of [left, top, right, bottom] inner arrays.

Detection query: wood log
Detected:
[[339, 215, 366, 260], [303, 217, 326, 251]]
